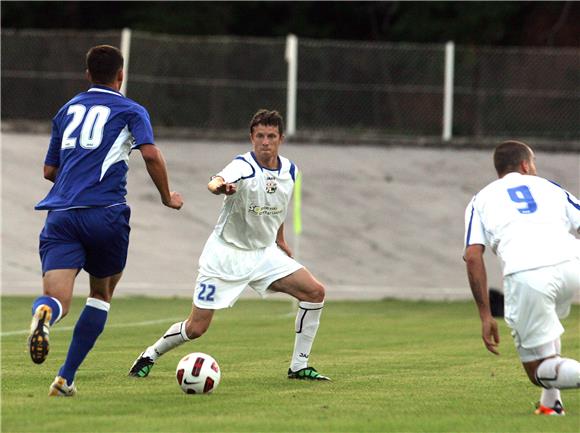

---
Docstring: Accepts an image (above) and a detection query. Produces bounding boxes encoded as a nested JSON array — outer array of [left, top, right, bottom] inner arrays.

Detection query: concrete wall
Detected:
[[2, 133, 578, 301]]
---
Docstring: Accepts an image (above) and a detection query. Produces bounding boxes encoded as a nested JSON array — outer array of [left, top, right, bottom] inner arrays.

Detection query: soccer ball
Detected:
[[176, 352, 221, 394]]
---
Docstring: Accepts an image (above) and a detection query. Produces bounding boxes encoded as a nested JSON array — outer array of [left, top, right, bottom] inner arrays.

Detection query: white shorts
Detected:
[[193, 233, 303, 309], [504, 258, 579, 362]]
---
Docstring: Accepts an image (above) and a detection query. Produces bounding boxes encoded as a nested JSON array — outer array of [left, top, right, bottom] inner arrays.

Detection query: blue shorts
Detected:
[[39, 205, 131, 278]]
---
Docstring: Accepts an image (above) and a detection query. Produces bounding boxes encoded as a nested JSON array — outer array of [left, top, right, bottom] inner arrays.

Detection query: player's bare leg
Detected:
[[270, 268, 330, 381], [521, 339, 580, 416], [43, 269, 78, 316], [184, 306, 214, 339], [49, 272, 122, 397], [89, 272, 123, 302], [29, 269, 77, 364], [521, 358, 563, 415], [129, 306, 214, 378], [270, 267, 325, 303]]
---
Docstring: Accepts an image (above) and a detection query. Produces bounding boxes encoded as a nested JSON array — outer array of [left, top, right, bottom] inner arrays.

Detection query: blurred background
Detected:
[[1, 1, 579, 301], [2, 1, 579, 147]]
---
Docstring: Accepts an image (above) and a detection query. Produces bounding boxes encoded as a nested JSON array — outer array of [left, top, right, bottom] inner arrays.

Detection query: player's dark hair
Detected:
[[493, 140, 533, 176], [249, 109, 284, 135], [86, 45, 124, 85]]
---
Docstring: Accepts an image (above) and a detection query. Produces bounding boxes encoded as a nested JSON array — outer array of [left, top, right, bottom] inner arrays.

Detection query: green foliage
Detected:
[[2, 296, 579, 432], [1, 2, 577, 46], [388, 2, 525, 44]]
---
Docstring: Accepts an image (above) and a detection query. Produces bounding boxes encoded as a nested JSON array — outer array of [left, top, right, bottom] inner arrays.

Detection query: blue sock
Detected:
[[58, 298, 109, 385], [31, 296, 62, 326]]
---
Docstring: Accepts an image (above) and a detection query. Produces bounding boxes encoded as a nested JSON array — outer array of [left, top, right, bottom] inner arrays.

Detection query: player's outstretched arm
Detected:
[[208, 176, 237, 195], [465, 244, 500, 355], [139, 144, 183, 210]]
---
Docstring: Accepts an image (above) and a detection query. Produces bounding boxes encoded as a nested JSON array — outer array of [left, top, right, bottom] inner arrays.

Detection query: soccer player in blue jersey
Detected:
[[28, 45, 183, 397]]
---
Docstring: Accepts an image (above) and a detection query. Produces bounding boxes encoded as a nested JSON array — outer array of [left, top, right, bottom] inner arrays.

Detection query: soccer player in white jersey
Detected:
[[129, 109, 330, 381], [28, 45, 183, 396], [464, 140, 580, 415]]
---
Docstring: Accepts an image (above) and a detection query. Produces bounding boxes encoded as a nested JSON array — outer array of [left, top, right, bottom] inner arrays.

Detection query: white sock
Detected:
[[536, 356, 580, 389], [290, 301, 324, 372], [540, 388, 561, 408], [86, 297, 111, 312], [143, 321, 190, 361], [51, 296, 64, 324], [540, 338, 562, 407]]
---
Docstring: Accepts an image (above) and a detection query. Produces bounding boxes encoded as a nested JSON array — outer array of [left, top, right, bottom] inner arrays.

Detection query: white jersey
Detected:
[[213, 151, 297, 250], [464, 172, 580, 276]]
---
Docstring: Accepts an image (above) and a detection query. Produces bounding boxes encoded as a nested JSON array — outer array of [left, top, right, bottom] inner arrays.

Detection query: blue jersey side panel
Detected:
[[36, 86, 154, 210]]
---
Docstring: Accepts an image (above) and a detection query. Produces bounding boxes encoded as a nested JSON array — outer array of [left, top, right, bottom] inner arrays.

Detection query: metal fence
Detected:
[[2, 29, 579, 145]]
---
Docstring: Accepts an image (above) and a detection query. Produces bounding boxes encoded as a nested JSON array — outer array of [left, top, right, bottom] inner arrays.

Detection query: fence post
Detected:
[[120, 28, 132, 96], [285, 34, 298, 136], [442, 41, 455, 141]]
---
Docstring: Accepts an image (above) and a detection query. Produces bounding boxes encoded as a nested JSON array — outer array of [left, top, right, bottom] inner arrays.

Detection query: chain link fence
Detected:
[[129, 33, 286, 132], [297, 39, 445, 138], [454, 45, 579, 139], [2, 29, 579, 146], [1, 30, 121, 121]]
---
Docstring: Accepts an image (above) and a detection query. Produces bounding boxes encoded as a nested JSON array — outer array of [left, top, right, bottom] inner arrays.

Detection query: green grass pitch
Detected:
[[2, 296, 579, 433]]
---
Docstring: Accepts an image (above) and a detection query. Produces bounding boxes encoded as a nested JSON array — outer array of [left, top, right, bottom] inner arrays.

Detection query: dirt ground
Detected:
[[2, 132, 579, 302]]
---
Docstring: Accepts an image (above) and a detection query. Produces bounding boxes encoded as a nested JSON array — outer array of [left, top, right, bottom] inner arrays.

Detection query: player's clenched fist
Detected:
[[164, 191, 184, 209]]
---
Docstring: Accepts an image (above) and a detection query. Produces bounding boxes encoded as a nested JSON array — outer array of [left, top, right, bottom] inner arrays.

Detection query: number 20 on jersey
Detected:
[[61, 104, 111, 150]]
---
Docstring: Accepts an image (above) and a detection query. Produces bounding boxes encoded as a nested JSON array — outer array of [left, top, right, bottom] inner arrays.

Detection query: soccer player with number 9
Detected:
[[28, 45, 183, 397], [464, 140, 580, 415]]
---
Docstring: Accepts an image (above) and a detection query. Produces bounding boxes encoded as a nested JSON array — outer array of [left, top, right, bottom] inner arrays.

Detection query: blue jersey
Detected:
[[35, 85, 154, 210]]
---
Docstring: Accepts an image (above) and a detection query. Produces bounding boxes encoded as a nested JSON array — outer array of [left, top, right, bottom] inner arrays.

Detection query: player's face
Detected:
[[250, 124, 284, 165]]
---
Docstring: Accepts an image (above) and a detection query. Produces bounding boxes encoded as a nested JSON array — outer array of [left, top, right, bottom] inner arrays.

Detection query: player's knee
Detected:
[[309, 281, 325, 303], [522, 360, 543, 386]]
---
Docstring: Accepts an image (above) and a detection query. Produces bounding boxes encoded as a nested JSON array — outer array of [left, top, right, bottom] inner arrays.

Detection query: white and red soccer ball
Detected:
[[176, 352, 221, 394]]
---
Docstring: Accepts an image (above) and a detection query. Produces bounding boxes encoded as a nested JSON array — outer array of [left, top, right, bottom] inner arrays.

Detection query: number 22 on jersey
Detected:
[[507, 185, 537, 214], [198, 283, 216, 302], [61, 104, 111, 150]]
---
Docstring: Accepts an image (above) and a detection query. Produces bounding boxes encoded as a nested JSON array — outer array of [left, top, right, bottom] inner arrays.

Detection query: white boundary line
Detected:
[[1, 317, 182, 337], [0, 312, 295, 338]]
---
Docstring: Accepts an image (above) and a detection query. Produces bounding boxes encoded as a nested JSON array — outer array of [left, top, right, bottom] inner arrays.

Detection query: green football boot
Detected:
[[288, 366, 331, 381], [128, 352, 155, 377]]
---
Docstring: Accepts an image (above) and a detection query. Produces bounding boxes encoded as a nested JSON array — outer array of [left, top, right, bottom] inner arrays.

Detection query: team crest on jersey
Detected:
[[265, 175, 278, 194]]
